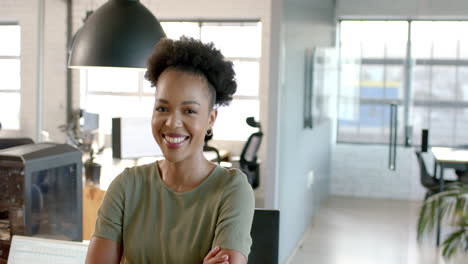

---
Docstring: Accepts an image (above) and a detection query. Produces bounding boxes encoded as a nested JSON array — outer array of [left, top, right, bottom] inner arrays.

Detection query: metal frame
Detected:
[[337, 20, 468, 146]]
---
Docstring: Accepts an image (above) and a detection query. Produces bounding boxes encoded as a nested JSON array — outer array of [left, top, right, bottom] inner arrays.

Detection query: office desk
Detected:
[[431, 147, 468, 245], [82, 148, 230, 240]]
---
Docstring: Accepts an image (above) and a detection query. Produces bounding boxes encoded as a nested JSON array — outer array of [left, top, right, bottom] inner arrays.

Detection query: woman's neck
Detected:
[[158, 153, 215, 192]]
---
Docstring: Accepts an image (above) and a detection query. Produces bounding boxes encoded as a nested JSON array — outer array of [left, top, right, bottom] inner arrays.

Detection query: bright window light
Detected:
[[0, 92, 20, 129], [0, 25, 20, 56], [0, 24, 21, 130]]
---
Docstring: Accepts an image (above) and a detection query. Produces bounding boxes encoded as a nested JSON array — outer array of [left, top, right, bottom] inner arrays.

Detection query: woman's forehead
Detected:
[[155, 70, 211, 103]]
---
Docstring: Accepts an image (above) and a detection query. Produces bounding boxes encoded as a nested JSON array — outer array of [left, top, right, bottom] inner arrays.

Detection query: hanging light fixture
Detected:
[[68, 0, 166, 69]]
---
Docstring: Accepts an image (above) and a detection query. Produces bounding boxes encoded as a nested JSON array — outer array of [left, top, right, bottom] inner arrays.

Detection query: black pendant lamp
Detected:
[[68, 0, 166, 69]]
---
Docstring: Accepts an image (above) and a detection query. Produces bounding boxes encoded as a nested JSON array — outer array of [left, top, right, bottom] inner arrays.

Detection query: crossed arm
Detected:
[[85, 237, 247, 264]]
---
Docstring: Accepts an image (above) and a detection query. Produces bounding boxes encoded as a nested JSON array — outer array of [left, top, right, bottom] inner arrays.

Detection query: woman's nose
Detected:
[[165, 112, 182, 128]]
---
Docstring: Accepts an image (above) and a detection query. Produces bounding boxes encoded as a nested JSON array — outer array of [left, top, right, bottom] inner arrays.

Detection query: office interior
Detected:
[[1, 0, 468, 263]]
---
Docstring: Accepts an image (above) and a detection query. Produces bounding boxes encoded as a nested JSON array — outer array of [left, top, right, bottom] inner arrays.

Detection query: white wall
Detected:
[[331, 144, 461, 200], [274, 0, 336, 263], [336, 0, 468, 19], [331, 145, 419, 200]]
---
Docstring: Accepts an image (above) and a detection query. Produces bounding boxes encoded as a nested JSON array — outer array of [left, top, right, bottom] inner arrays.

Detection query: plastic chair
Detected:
[[415, 151, 452, 200]]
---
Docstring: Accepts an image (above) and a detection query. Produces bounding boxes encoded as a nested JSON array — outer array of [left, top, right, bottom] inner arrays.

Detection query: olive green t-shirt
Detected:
[[93, 162, 255, 263]]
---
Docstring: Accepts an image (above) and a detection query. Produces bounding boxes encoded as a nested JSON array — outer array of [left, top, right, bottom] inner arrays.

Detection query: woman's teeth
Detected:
[[165, 136, 186, 143]]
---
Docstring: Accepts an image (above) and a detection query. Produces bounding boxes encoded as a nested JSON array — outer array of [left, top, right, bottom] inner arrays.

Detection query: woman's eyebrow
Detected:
[[156, 98, 200, 106], [156, 98, 169, 104], [182, 100, 200, 106]]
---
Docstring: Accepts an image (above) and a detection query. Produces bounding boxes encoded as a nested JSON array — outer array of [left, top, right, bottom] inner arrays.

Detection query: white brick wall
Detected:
[[43, 0, 67, 142], [331, 144, 459, 200]]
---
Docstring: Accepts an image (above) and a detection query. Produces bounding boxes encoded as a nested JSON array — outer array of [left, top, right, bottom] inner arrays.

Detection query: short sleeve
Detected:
[[93, 169, 127, 243], [212, 171, 255, 259]]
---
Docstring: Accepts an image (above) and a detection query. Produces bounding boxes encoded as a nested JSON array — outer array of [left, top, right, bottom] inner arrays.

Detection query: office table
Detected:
[[430, 147, 468, 245]]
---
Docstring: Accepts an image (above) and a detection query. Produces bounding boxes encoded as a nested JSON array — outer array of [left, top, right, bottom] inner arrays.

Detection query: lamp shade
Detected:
[[68, 0, 166, 69]]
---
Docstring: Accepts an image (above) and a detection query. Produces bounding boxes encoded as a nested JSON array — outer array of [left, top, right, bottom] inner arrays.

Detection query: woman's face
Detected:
[[152, 69, 217, 163]]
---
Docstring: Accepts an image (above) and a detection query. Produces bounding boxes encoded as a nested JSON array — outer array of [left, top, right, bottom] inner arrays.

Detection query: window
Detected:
[[338, 21, 468, 146], [81, 21, 262, 141], [0, 24, 21, 130]]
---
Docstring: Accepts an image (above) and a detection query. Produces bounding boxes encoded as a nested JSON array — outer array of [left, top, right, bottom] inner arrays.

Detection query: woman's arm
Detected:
[[211, 171, 255, 263], [203, 247, 247, 264], [215, 249, 247, 264], [85, 237, 122, 264]]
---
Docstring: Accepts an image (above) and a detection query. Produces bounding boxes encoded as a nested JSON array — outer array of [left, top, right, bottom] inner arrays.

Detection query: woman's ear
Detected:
[[208, 109, 218, 128]]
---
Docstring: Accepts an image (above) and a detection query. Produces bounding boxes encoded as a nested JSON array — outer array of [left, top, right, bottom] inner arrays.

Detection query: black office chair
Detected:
[[248, 209, 280, 264], [0, 138, 34, 150], [415, 151, 452, 200], [203, 133, 221, 164], [238, 117, 263, 189]]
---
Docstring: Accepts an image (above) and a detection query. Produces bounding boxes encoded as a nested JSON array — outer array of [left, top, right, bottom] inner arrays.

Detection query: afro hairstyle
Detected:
[[144, 36, 237, 108]]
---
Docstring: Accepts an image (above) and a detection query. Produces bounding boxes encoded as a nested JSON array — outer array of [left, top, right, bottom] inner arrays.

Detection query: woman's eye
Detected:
[[155, 106, 168, 112], [186, 109, 198, 114]]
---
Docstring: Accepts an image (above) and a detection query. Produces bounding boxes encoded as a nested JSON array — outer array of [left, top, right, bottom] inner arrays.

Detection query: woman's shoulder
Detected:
[[212, 166, 252, 196], [111, 162, 158, 188], [215, 166, 248, 184], [126, 162, 157, 177], [213, 166, 255, 213]]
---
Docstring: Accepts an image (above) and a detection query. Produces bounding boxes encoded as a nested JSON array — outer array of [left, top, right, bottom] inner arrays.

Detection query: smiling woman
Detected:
[[85, 37, 255, 264], [152, 69, 216, 164]]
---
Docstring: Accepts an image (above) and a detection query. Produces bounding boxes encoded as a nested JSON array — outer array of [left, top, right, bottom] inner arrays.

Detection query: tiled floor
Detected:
[[288, 196, 467, 264]]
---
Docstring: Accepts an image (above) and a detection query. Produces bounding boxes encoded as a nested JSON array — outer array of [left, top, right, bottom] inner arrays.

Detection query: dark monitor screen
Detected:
[[248, 209, 280, 264]]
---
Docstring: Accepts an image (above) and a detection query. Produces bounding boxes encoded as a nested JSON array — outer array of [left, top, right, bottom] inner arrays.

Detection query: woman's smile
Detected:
[[162, 133, 190, 149]]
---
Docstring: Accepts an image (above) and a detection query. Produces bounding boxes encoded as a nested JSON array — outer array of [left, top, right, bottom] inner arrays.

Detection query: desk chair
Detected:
[[204, 133, 221, 164], [240, 130, 262, 188], [230, 117, 263, 189], [0, 138, 34, 150], [415, 151, 452, 200], [204, 145, 221, 164], [248, 209, 279, 264]]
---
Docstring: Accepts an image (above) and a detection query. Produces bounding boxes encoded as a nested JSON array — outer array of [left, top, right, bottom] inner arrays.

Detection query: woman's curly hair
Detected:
[[145, 36, 237, 108]]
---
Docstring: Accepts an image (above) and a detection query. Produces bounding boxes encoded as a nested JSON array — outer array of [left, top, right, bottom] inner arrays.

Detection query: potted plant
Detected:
[[60, 109, 104, 185], [417, 182, 468, 260], [84, 147, 104, 185]]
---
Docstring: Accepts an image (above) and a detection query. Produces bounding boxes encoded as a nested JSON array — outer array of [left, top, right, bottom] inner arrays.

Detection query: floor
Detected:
[[288, 196, 466, 264]]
